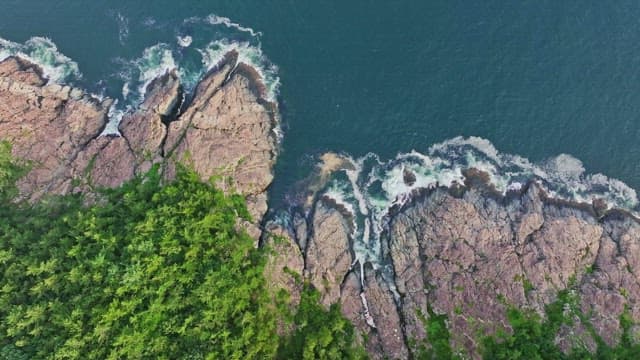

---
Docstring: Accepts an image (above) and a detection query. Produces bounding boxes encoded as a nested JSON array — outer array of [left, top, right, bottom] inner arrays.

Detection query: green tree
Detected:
[[0, 141, 27, 202], [0, 163, 277, 359], [0, 145, 364, 360], [277, 284, 367, 360]]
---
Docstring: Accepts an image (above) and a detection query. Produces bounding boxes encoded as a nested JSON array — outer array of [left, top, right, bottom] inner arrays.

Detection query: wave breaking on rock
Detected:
[[266, 136, 640, 358]]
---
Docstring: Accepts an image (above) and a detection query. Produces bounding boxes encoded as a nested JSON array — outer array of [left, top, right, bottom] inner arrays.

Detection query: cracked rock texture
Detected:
[[0, 53, 279, 234], [269, 174, 640, 359]]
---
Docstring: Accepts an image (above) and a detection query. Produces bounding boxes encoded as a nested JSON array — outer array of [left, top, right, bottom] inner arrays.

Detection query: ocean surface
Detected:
[[2, 1, 640, 212]]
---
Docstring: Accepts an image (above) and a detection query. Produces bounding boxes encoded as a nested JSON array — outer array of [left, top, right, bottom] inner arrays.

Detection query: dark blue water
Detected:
[[2, 1, 640, 207]]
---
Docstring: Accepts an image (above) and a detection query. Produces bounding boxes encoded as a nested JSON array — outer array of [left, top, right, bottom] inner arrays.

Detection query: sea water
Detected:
[[2, 0, 640, 214]]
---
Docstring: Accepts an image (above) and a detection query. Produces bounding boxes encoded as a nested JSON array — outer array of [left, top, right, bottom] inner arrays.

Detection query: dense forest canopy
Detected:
[[0, 141, 362, 359], [2, 140, 640, 359]]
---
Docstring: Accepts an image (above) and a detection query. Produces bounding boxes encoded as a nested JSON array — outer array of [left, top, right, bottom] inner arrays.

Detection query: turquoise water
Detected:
[[2, 1, 640, 209]]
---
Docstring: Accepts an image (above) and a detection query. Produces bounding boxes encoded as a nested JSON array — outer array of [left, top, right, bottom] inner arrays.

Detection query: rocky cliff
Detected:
[[266, 160, 640, 359], [0, 53, 279, 236]]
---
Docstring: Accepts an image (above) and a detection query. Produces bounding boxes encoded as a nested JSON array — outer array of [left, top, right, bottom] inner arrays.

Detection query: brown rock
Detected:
[[363, 268, 408, 359], [0, 54, 279, 238], [0, 56, 110, 200], [305, 201, 353, 306], [263, 223, 305, 307], [290, 175, 640, 359], [164, 53, 278, 225], [339, 271, 386, 359]]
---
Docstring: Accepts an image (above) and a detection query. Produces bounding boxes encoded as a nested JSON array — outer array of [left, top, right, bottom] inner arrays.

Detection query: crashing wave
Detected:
[[135, 44, 178, 100], [105, 15, 278, 133], [0, 36, 81, 83], [104, 100, 126, 135], [317, 136, 639, 271], [198, 39, 280, 102], [176, 35, 193, 48]]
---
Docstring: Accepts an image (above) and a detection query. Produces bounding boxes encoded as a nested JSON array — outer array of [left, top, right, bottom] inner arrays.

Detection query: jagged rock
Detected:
[[140, 69, 181, 117], [263, 223, 305, 335], [339, 271, 387, 359], [388, 184, 640, 357], [304, 201, 353, 306], [578, 217, 640, 346], [164, 52, 279, 228], [70, 135, 136, 189], [0, 54, 279, 237], [403, 167, 416, 186], [338, 267, 408, 360], [118, 72, 179, 173], [390, 188, 529, 354], [363, 268, 408, 359], [520, 212, 602, 303], [0, 56, 111, 199], [283, 173, 640, 358], [0, 57, 46, 86]]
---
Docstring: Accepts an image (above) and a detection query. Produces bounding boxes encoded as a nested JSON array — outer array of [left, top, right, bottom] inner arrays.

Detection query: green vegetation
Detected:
[[482, 288, 640, 359], [277, 284, 366, 360], [414, 306, 458, 360], [0, 141, 362, 359], [0, 140, 27, 202], [407, 286, 640, 360]]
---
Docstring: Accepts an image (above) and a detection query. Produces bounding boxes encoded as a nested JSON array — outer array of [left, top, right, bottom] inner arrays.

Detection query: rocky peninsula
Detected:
[[0, 53, 279, 237], [1, 54, 640, 359]]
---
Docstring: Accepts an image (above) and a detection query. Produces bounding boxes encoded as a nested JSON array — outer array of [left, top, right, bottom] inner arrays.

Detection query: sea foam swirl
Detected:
[[0, 36, 81, 83]]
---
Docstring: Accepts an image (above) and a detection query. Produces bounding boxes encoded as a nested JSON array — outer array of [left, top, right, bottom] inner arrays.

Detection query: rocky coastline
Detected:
[[2, 53, 640, 359], [266, 163, 640, 358], [0, 52, 279, 237]]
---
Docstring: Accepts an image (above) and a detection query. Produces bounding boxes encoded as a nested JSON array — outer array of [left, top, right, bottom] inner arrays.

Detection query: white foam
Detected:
[[360, 293, 377, 328], [102, 100, 125, 135], [198, 39, 280, 102], [176, 35, 193, 48], [135, 43, 177, 100], [114, 12, 130, 44], [316, 136, 640, 276], [206, 14, 262, 37], [0, 36, 81, 83], [122, 81, 130, 100], [430, 136, 501, 163], [544, 154, 585, 180], [142, 17, 157, 27], [323, 183, 358, 227]]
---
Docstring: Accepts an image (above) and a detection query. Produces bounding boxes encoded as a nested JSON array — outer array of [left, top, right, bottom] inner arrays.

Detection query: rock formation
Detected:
[[0, 52, 279, 235], [267, 165, 640, 359]]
